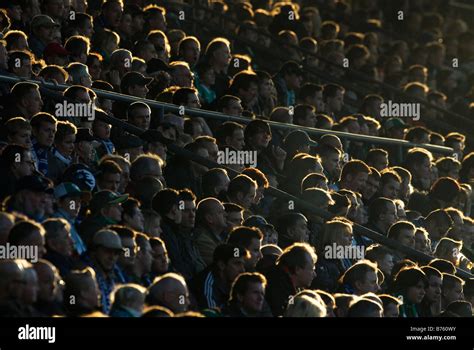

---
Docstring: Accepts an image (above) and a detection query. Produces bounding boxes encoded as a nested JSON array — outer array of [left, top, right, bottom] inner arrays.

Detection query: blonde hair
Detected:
[[284, 294, 327, 317]]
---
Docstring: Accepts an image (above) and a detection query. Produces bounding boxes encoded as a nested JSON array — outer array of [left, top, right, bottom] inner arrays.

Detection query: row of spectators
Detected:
[[0, 0, 473, 318]]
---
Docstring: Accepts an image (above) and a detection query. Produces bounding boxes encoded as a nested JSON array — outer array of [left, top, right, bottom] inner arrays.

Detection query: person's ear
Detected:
[[236, 191, 244, 202]]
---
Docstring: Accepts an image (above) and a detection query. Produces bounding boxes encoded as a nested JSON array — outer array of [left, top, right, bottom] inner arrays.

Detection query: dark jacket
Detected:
[[161, 217, 206, 281], [191, 267, 229, 310], [312, 257, 345, 293], [264, 265, 296, 317]]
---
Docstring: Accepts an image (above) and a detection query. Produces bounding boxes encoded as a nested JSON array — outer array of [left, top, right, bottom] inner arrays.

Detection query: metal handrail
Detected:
[[94, 109, 473, 281], [0, 74, 454, 154]]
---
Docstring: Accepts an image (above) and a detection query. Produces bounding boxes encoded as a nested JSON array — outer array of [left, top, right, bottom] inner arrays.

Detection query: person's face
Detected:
[[379, 253, 394, 277], [384, 303, 400, 317], [35, 121, 56, 148], [295, 253, 316, 288], [130, 83, 149, 99], [211, 202, 227, 231], [327, 90, 344, 113], [76, 140, 94, 164], [373, 155, 388, 171], [382, 179, 401, 200], [238, 185, 256, 209], [239, 83, 259, 106], [415, 157, 432, 179], [301, 110, 317, 128], [263, 228, 278, 245], [186, 92, 201, 109], [54, 225, 74, 256], [45, 0, 64, 18], [406, 280, 426, 304], [182, 41, 200, 67], [88, 57, 102, 81], [93, 120, 111, 140], [55, 133, 75, 157], [223, 256, 246, 284], [357, 270, 379, 294], [103, 203, 123, 222], [250, 130, 271, 149], [201, 68, 215, 86], [10, 129, 32, 148], [425, 275, 442, 303], [415, 232, 429, 253], [362, 176, 379, 201], [173, 66, 193, 88], [26, 89, 44, 116], [259, 78, 273, 99], [225, 211, 243, 232], [104, 2, 123, 29], [291, 217, 310, 243], [286, 73, 303, 90], [138, 241, 153, 273], [152, 244, 169, 274], [240, 282, 265, 314], [24, 229, 47, 259], [81, 276, 100, 309], [37, 25, 55, 43], [246, 238, 262, 270], [322, 151, 340, 176], [129, 206, 145, 232], [21, 190, 46, 221], [254, 186, 265, 205], [36, 266, 59, 303], [80, 18, 94, 38], [99, 172, 121, 193], [224, 99, 244, 116], [119, 236, 137, 268], [228, 129, 245, 151], [181, 200, 196, 229], [149, 12, 166, 31], [95, 246, 120, 272], [335, 226, 353, 247], [443, 282, 464, 305], [346, 171, 368, 192], [130, 107, 151, 130], [213, 44, 232, 68], [120, 13, 132, 35], [398, 228, 416, 248]]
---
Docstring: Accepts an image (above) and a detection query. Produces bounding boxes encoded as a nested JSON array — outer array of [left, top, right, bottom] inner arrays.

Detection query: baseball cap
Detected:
[[31, 15, 60, 31], [75, 128, 95, 143], [15, 175, 54, 194], [61, 164, 97, 192], [89, 190, 128, 213], [283, 130, 318, 150], [384, 118, 407, 131], [120, 72, 153, 92], [114, 133, 144, 150], [243, 215, 275, 231], [92, 229, 123, 250], [44, 43, 70, 57], [54, 182, 91, 201]]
